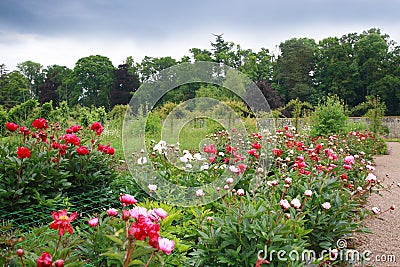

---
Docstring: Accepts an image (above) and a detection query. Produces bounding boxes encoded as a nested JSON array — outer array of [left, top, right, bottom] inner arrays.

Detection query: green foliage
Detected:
[[310, 95, 348, 136], [8, 99, 39, 124]]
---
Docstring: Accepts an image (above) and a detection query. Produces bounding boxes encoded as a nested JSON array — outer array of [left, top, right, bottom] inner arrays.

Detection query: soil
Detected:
[[354, 142, 400, 267]]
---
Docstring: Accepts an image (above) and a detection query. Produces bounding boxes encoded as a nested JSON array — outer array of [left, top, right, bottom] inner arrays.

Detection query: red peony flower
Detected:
[[90, 122, 104, 136], [17, 146, 31, 159], [19, 126, 30, 137], [32, 118, 48, 129], [6, 122, 18, 132], [63, 134, 81, 146], [251, 142, 261, 150], [36, 252, 52, 267], [66, 125, 82, 133], [106, 146, 115, 155], [49, 209, 77, 236], [76, 146, 89, 155]]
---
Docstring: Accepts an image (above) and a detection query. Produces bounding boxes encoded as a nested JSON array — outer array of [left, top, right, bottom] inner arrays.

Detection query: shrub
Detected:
[[310, 95, 348, 136], [0, 118, 117, 215]]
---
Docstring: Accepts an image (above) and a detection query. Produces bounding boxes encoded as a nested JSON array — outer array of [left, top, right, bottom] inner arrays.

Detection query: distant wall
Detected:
[[262, 117, 400, 138]]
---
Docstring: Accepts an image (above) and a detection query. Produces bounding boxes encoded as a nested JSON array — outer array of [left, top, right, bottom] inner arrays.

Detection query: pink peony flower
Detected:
[[344, 155, 355, 165], [291, 198, 301, 209], [226, 178, 234, 184], [237, 189, 245, 196], [119, 193, 137, 206], [322, 202, 331, 210], [366, 173, 377, 183], [196, 189, 205, 197], [158, 238, 175, 255], [371, 207, 380, 214], [106, 208, 119, 217], [154, 208, 168, 220], [88, 217, 99, 227], [304, 190, 313, 197], [148, 184, 157, 192], [280, 199, 290, 210]]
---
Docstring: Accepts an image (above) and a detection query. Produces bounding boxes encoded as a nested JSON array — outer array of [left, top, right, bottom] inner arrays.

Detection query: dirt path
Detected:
[[355, 142, 400, 267]]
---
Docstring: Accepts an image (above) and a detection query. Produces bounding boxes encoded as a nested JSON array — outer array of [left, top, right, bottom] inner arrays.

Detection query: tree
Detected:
[[274, 38, 317, 103], [0, 70, 30, 108], [138, 56, 177, 82], [110, 64, 139, 108], [189, 48, 213, 62], [72, 55, 115, 109], [16, 60, 44, 98], [354, 30, 389, 105], [39, 65, 72, 106], [254, 80, 284, 110], [315, 36, 358, 106]]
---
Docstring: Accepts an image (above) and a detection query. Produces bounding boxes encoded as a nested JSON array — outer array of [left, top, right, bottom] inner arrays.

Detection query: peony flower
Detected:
[[17, 146, 31, 159], [54, 259, 64, 267], [154, 208, 168, 220], [291, 198, 301, 209], [237, 189, 245, 196], [158, 237, 175, 255], [343, 164, 352, 170], [371, 207, 380, 215], [129, 206, 148, 219], [106, 208, 119, 217], [37, 252, 52, 267], [285, 177, 292, 184], [280, 199, 290, 210], [366, 165, 375, 171], [49, 209, 77, 236], [366, 173, 377, 183], [6, 122, 18, 132], [304, 190, 313, 197], [90, 122, 104, 136], [390, 205, 396, 210], [344, 155, 355, 165], [32, 118, 48, 129], [106, 146, 115, 155], [196, 189, 205, 197], [76, 146, 89, 155], [63, 134, 80, 146], [229, 165, 239, 173], [88, 217, 99, 227], [122, 210, 131, 221], [322, 202, 331, 210], [148, 184, 157, 192], [16, 249, 24, 257], [119, 193, 137, 205], [203, 144, 217, 154], [226, 178, 234, 184], [206, 216, 213, 222], [138, 157, 148, 165]]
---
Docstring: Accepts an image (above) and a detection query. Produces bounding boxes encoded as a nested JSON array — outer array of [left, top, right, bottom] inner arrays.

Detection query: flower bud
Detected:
[[16, 249, 24, 257]]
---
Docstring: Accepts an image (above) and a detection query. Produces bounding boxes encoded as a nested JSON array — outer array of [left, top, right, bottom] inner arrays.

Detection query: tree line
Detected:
[[1, 28, 399, 115]]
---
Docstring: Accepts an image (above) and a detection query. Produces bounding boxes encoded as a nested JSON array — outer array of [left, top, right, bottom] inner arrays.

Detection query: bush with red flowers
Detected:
[[0, 119, 118, 214]]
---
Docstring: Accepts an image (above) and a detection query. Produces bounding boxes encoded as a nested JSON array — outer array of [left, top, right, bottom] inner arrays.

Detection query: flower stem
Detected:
[[17, 159, 24, 189], [144, 251, 155, 267], [55, 235, 62, 254]]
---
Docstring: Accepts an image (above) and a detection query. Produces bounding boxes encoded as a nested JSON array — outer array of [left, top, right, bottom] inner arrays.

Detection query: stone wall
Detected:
[[261, 117, 400, 138]]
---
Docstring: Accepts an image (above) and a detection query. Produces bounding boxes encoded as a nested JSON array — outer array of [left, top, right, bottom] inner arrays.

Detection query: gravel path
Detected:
[[355, 142, 400, 267]]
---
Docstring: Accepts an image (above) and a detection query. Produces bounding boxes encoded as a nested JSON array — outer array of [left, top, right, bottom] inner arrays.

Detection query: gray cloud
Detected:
[[1, 0, 400, 69]]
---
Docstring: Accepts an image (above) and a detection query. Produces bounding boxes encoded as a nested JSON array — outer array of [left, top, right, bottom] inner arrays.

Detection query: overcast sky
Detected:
[[1, 0, 400, 70]]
